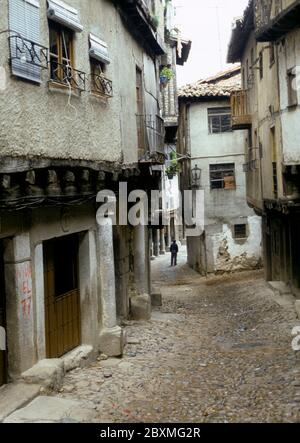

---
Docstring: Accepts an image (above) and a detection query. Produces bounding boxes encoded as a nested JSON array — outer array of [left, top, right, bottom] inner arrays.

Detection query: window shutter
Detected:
[[8, 0, 41, 83], [47, 0, 83, 33], [89, 34, 110, 65]]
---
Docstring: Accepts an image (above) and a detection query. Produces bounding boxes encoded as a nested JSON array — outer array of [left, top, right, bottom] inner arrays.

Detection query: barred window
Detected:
[[209, 163, 236, 190], [208, 107, 231, 134], [234, 224, 247, 239]]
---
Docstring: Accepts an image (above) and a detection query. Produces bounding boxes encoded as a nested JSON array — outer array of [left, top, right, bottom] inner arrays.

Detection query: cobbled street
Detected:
[[54, 249, 300, 423]]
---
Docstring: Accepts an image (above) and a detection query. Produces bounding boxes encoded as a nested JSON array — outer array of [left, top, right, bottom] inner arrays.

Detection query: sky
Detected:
[[173, 0, 249, 86]]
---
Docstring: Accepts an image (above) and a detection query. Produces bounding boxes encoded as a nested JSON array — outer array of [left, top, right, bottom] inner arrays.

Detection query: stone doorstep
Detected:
[[3, 396, 97, 423], [130, 294, 152, 321], [21, 345, 94, 390], [295, 301, 300, 320], [151, 291, 163, 307], [0, 383, 42, 423], [268, 281, 293, 296], [267, 281, 299, 313]]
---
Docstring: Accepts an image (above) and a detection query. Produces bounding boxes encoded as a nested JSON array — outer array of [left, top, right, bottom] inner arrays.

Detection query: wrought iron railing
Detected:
[[9, 35, 48, 69], [136, 114, 165, 156], [145, 114, 165, 153], [254, 0, 282, 30], [49, 61, 86, 92], [90, 73, 113, 97]]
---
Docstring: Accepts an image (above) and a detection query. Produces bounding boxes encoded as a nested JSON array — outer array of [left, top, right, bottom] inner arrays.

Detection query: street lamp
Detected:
[[191, 164, 201, 189]]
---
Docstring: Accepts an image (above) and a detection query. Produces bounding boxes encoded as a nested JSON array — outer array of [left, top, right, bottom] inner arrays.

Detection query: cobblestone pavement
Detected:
[[55, 249, 300, 423]]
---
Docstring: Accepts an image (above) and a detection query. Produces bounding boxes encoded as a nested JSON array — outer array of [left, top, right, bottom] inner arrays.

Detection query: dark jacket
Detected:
[[170, 243, 179, 254]]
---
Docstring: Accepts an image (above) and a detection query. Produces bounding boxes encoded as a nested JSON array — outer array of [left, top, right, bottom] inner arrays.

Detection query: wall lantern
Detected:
[[191, 164, 201, 188]]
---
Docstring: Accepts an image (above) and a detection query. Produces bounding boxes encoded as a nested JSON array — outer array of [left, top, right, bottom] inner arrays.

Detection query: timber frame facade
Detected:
[[0, 0, 174, 387], [227, 0, 300, 296]]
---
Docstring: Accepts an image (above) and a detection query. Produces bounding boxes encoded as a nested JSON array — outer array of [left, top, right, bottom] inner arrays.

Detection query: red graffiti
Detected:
[[18, 263, 32, 317], [21, 296, 32, 317]]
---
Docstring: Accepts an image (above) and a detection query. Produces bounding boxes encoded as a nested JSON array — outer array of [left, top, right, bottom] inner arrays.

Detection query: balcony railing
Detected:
[[136, 114, 165, 160], [230, 90, 252, 130], [90, 74, 113, 97], [49, 61, 86, 92], [9, 35, 49, 69]]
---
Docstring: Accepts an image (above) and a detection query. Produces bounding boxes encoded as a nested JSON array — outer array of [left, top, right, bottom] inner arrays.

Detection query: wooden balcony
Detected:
[[230, 90, 252, 130]]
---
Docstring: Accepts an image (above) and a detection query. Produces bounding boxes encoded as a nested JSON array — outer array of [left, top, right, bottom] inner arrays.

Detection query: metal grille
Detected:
[[234, 224, 247, 239], [9, 35, 48, 69], [136, 114, 165, 156], [210, 163, 236, 190], [90, 73, 113, 97], [49, 61, 86, 92]]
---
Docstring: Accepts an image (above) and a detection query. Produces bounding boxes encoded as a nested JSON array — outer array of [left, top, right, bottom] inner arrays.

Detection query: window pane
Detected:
[[234, 224, 247, 239], [210, 164, 235, 190], [49, 28, 59, 56], [53, 236, 78, 296], [208, 107, 231, 115], [209, 116, 221, 133], [61, 31, 72, 61], [220, 114, 231, 132], [211, 180, 224, 189]]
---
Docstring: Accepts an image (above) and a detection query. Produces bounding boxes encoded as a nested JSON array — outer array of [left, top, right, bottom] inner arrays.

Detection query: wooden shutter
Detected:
[[8, 0, 41, 83]]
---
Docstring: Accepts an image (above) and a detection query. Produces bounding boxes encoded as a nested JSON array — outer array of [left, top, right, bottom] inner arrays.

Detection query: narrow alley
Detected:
[[6, 250, 299, 423]]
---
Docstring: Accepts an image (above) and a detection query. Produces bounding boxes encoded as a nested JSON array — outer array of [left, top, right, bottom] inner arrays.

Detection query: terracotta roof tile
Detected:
[[179, 66, 241, 99]]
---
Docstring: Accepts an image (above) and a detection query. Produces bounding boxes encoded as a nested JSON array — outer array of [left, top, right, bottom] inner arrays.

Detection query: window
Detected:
[[8, 0, 43, 83], [273, 162, 278, 199], [269, 43, 275, 66], [209, 163, 236, 190], [287, 67, 298, 107], [208, 107, 232, 134], [234, 224, 247, 239], [48, 235, 78, 297], [90, 60, 112, 97], [49, 23, 74, 86], [259, 51, 263, 79], [270, 128, 278, 198], [136, 67, 146, 155]]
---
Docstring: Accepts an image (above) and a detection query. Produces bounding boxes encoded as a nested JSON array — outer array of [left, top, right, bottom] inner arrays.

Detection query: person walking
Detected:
[[170, 240, 179, 267]]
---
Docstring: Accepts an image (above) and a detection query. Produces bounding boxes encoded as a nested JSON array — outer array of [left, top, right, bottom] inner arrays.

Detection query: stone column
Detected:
[[131, 224, 151, 321], [133, 224, 149, 295], [165, 225, 169, 249], [166, 224, 171, 252], [4, 234, 35, 377], [153, 229, 160, 257], [149, 229, 155, 261], [159, 228, 166, 255], [97, 219, 124, 357]]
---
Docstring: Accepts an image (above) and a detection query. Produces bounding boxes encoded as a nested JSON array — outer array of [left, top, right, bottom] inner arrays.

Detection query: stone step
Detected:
[[0, 383, 41, 423], [3, 396, 97, 423]]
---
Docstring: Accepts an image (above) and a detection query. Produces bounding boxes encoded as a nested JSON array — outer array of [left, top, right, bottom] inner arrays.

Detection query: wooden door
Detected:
[[0, 241, 7, 387], [44, 235, 81, 358], [271, 219, 282, 281]]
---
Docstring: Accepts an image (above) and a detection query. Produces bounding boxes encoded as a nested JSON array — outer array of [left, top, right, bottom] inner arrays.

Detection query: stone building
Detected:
[[178, 66, 262, 275], [0, 0, 170, 387], [227, 0, 300, 296], [150, 0, 191, 258]]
